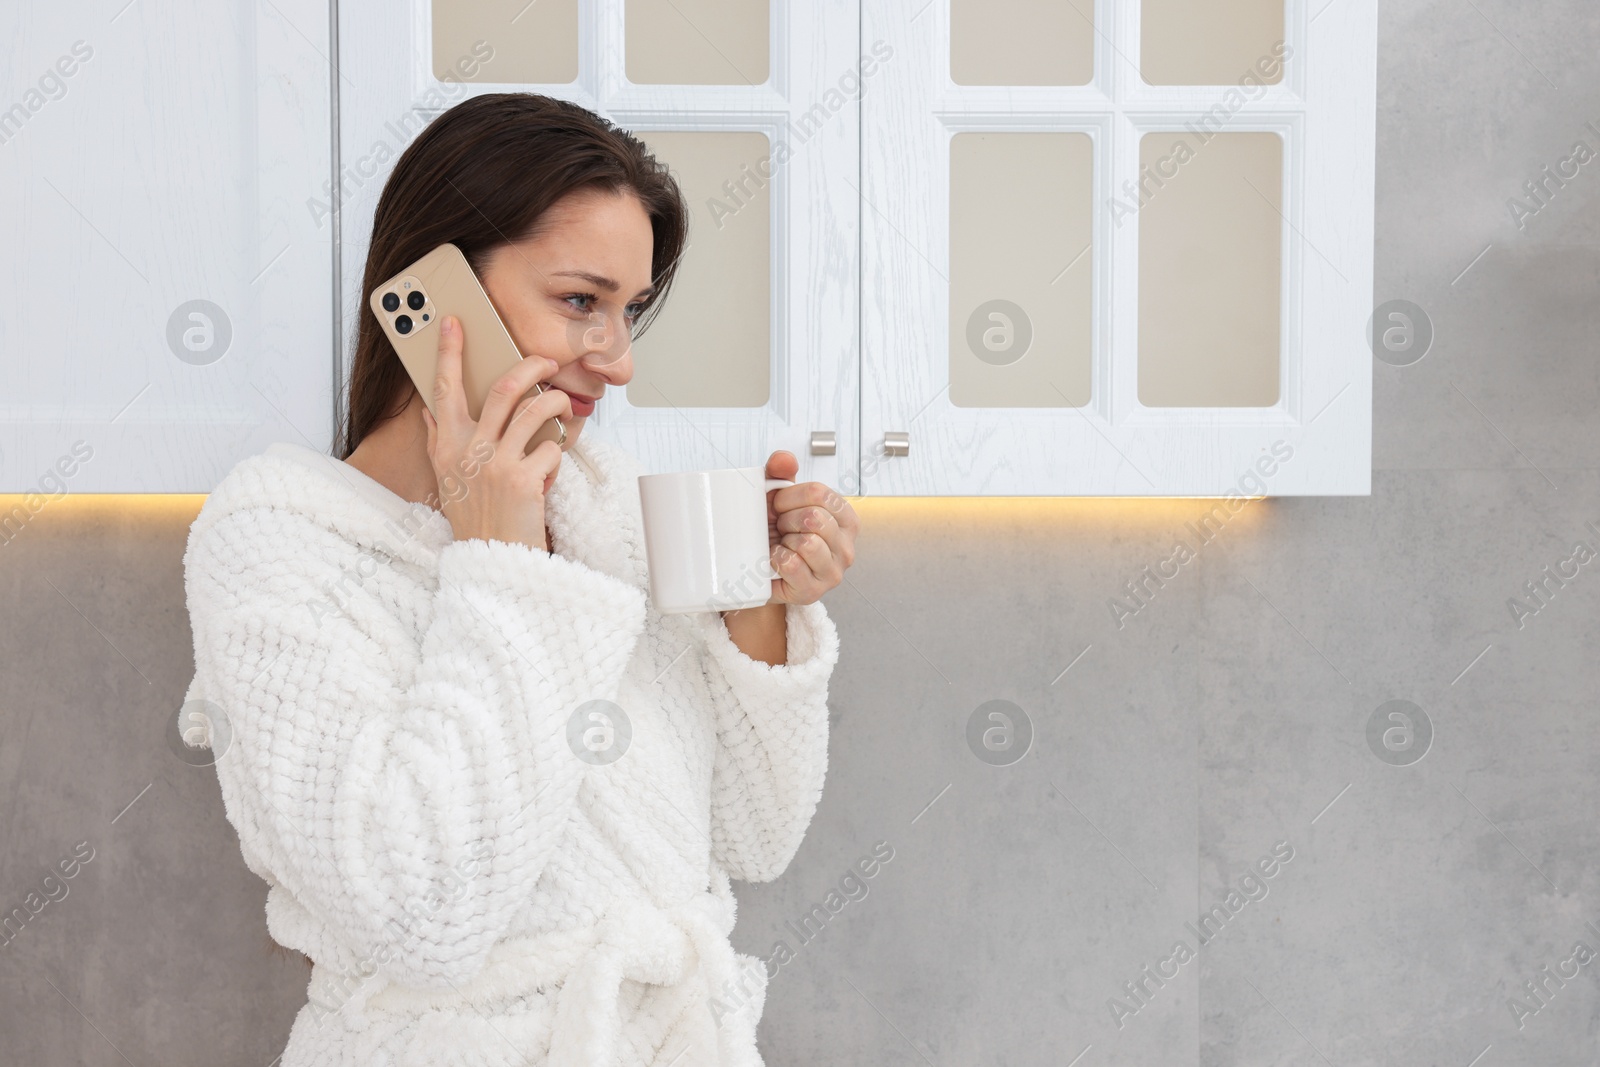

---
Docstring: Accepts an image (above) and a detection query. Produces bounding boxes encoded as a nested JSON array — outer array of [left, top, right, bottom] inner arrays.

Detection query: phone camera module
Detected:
[[395, 314, 413, 334], [406, 290, 426, 311], [381, 292, 401, 313]]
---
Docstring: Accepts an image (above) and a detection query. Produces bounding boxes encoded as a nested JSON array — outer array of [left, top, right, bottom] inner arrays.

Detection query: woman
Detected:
[[181, 93, 858, 1066]]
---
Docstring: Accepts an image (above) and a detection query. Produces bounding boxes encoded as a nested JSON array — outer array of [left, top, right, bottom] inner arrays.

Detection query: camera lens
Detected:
[[395, 315, 413, 334], [382, 292, 400, 313], [406, 290, 426, 311]]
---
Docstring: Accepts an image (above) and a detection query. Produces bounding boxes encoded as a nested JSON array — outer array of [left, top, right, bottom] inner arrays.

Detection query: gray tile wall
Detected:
[[4, 1, 1599, 1063]]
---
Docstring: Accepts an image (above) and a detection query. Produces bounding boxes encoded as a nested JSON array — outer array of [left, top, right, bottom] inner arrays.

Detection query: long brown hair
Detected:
[[334, 93, 689, 459]]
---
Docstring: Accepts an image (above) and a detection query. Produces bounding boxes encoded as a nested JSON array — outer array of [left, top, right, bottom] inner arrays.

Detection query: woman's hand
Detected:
[[718, 450, 858, 666], [763, 449, 858, 605], [421, 314, 572, 551]]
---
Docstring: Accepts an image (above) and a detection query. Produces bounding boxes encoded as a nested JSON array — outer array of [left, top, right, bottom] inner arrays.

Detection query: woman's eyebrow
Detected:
[[552, 269, 656, 298]]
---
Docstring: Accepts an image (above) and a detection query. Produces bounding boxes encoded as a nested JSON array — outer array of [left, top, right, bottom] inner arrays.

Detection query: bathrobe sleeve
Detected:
[[697, 600, 840, 883], [182, 503, 647, 991]]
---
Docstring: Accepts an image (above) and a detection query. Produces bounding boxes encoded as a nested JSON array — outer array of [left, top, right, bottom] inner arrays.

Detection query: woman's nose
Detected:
[[574, 310, 634, 382]]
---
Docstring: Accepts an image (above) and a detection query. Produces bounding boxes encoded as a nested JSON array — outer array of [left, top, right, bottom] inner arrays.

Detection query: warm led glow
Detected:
[[0, 494, 1273, 537], [0, 494, 206, 526], [845, 494, 1275, 535]]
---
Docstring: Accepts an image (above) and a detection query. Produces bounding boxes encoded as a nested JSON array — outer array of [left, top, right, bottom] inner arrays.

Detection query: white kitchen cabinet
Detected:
[[860, 0, 1377, 495], [0, 0, 333, 494], [337, 0, 859, 489], [5, 0, 1376, 498]]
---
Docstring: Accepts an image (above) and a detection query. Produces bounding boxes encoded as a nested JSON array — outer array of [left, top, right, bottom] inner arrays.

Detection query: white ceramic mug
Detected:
[[637, 467, 792, 615]]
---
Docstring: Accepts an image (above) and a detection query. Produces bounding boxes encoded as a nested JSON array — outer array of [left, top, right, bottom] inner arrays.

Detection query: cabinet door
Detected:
[[337, 0, 857, 484], [861, 0, 1377, 495], [0, 0, 332, 493]]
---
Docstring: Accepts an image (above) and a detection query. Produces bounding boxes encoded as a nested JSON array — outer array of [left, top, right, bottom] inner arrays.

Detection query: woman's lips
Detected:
[[555, 388, 598, 417]]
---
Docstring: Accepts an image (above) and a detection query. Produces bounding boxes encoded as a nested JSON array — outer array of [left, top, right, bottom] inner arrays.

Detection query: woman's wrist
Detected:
[[719, 601, 788, 666]]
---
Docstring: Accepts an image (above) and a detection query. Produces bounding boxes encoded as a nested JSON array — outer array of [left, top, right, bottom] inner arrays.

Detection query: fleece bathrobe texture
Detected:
[[180, 436, 839, 1067]]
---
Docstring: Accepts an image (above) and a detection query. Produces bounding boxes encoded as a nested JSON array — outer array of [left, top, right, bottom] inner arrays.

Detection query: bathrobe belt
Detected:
[[349, 870, 762, 1066]]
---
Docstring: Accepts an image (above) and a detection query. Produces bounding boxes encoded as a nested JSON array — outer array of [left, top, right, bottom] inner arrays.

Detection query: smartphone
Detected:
[[368, 241, 566, 455]]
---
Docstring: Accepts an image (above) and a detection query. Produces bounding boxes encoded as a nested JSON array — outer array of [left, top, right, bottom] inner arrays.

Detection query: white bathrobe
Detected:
[[180, 435, 838, 1067]]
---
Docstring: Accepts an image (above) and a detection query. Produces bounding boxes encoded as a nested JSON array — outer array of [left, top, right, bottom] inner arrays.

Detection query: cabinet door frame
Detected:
[[337, 0, 858, 487], [861, 0, 1376, 496]]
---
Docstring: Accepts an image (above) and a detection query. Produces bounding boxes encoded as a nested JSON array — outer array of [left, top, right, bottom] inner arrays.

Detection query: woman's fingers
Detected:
[[477, 351, 562, 449], [767, 479, 859, 603], [405, 316, 568, 549], [775, 504, 852, 568], [775, 530, 840, 594], [815, 483, 860, 539], [774, 504, 832, 536], [773, 486, 857, 569], [430, 316, 472, 432], [499, 383, 572, 463], [528, 437, 563, 494], [772, 481, 858, 533]]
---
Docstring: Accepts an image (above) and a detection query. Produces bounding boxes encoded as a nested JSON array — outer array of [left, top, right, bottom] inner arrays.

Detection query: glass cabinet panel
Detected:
[[432, 0, 579, 84], [1137, 131, 1282, 407], [951, 0, 1094, 86], [628, 131, 772, 408], [627, 0, 770, 85], [949, 132, 1093, 407], [1141, 0, 1285, 86]]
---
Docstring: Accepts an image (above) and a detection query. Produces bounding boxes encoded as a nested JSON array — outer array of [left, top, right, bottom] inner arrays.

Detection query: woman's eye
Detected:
[[565, 294, 646, 321]]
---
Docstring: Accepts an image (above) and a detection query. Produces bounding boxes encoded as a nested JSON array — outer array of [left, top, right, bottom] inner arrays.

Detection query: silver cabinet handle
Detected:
[[809, 431, 836, 456], [884, 432, 909, 457]]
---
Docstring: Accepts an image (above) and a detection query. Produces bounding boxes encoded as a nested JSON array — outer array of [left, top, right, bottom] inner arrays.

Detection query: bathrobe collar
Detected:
[[544, 435, 651, 594], [195, 435, 649, 592]]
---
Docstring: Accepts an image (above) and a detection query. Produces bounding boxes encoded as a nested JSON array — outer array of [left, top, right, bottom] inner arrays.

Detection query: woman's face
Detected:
[[477, 187, 658, 449]]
